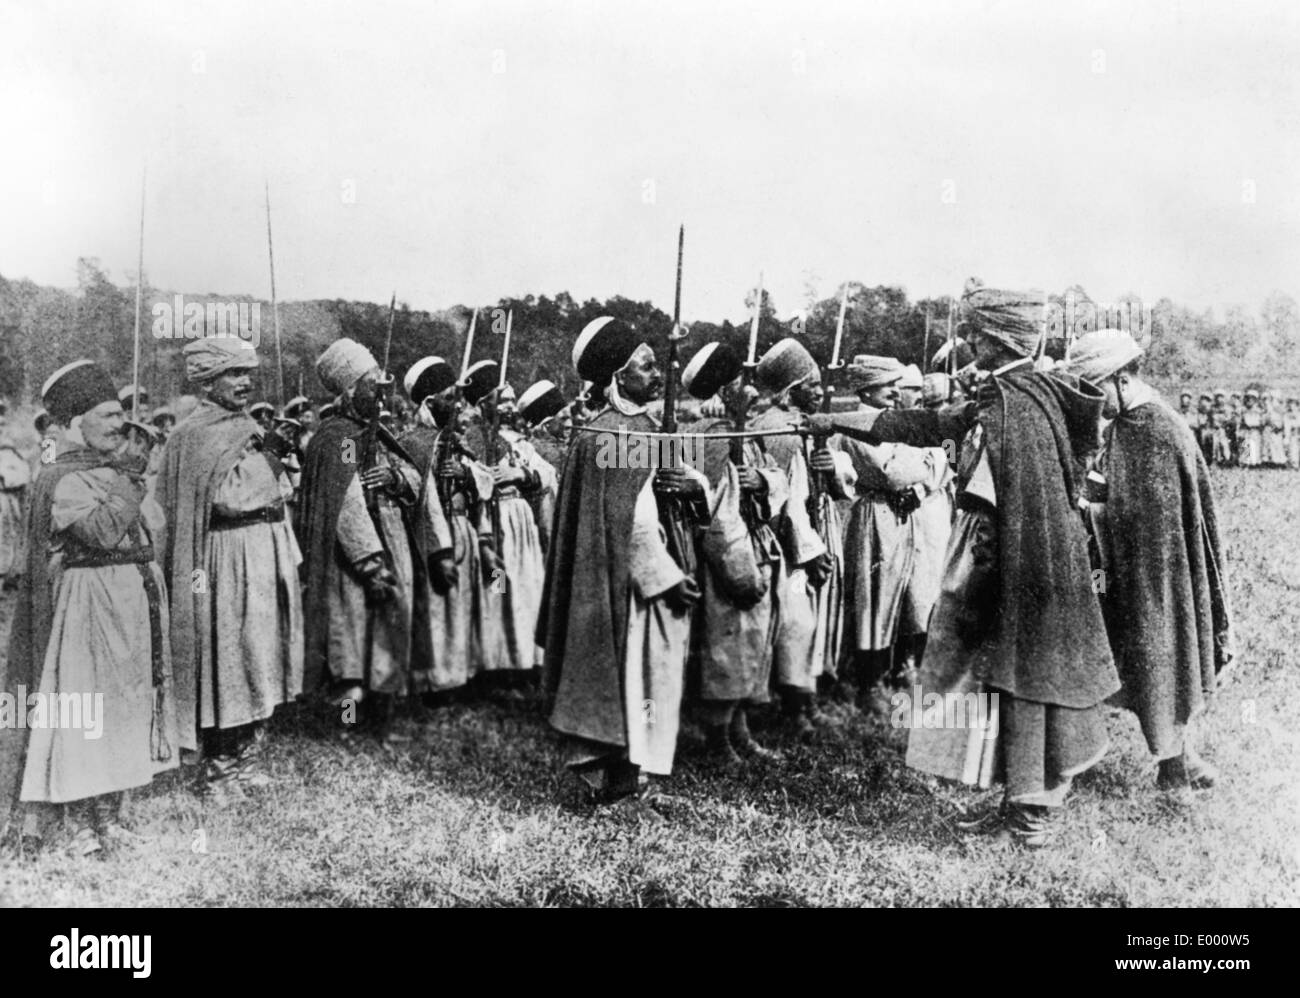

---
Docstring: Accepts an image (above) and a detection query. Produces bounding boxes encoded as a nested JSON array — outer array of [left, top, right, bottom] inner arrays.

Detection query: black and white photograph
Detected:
[[0, 0, 1296, 930]]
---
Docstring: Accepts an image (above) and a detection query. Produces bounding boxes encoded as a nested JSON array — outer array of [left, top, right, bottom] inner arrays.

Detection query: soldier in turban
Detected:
[[833, 355, 950, 715], [156, 337, 304, 797], [810, 279, 1117, 847], [539, 317, 705, 809], [297, 338, 425, 738], [1067, 330, 1233, 795], [749, 338, 854, 737]]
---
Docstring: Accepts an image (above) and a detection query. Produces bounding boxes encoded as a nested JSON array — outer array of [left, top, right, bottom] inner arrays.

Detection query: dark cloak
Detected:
[[1096, 393, 1233, 754], [538, 408, 658, 748], [156, 401, 260, 750], [295, 413, 419, 694]]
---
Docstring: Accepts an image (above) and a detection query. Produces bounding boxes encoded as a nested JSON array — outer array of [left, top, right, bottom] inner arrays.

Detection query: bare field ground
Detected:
[[1, 467, 1297, 907]]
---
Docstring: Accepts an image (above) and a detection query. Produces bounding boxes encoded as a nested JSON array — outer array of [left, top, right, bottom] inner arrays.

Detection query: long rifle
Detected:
[[486, 308, 513, 549], [731, 271, 763, 465], [361, 292, 398, 520], [130, 169, 146, 422], [723, 271, 767, 535], [947, 298, 956, 398], [922, 307, 931, 375], [436, 307, 479, 508], [658, 225, 696, 574], [808, 283, 848, 530], [265, 181, 285, 405]]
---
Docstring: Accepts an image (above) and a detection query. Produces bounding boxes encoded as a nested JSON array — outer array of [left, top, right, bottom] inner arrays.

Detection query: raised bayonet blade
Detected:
[[498, 309, 513, 389], [830, 283, 848, 370], [381, 291, 397, 379], [460, 307, 478, 380], [131, 167, 146, 421], [663, 226, 686, 434], [673, 225, 684, 326], [747, 271, 763, 365]]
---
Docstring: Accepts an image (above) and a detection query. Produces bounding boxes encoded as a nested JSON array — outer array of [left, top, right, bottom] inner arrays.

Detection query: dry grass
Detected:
[[1, 468, 1297, 907]]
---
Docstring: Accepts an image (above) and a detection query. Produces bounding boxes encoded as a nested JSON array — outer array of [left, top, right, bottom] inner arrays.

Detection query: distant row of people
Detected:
[[1176, 388, 1300, 468]]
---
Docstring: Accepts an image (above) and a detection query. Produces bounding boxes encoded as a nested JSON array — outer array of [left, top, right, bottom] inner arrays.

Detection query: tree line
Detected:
[[2, 258, 1298, 407]]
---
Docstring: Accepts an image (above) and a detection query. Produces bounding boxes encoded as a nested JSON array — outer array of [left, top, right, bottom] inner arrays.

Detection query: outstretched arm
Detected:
[[809, 403, 976, 449]]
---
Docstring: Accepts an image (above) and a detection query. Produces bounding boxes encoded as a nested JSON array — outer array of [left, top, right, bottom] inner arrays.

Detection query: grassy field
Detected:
[[1, 467, 1297, 907]]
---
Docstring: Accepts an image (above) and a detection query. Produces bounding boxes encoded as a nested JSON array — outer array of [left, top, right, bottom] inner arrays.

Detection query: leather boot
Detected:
[[1000, 802, 1059, 849], [730, 709, 783, 762]]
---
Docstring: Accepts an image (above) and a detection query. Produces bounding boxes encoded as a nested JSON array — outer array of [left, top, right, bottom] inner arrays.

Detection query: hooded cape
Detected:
[[157, 400, 260, 749], [1097, 394, 1233, 750]]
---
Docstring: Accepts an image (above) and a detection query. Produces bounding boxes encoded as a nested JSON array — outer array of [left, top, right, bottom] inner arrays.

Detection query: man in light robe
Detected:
[[749, 338, 853, 737], [157, 337, 304, 796], [1261, 390, 1289, 467], [833, 356, 950, 715], [1238, 390, 1265, 466], [515, 380, 566, 554], [899, 373, 956, 682], [399, 356, 496, 700], [488, 383, 558, 684], [1067, 331, 1233, 794], [296, 338, 424, 740], [461, 366, 545, 688], [2, 361, 178, 855], [686, 342, 789, 765], [539, 317, 705, 806]]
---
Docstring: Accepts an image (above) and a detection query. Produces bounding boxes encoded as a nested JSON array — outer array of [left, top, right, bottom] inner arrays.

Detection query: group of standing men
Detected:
[[543, 280, 1234, 847], [0, 277, 1236, 855], [1, 334, 563, 855], [1177, 387, 1300, 468]]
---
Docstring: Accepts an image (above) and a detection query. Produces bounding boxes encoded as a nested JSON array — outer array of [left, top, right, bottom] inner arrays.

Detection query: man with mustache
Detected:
[[834, 356, 949, 716], [156, 337, 304, 798], [809, 280, 1119, 847], [540, 317, 705, 808], [2, 361, 178, 855]]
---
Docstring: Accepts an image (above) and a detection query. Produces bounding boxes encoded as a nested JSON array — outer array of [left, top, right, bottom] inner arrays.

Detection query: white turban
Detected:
[[1063, 329, 1143, 385], [317, 338, 378, 395]]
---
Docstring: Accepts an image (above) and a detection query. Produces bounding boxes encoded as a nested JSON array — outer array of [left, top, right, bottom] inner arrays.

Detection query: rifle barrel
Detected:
[[265, 180, 285, 405], [131, 168, 146, 422]]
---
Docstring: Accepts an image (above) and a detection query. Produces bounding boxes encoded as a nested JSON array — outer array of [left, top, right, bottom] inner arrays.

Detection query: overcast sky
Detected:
[[2, 0, 1297, 325]]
